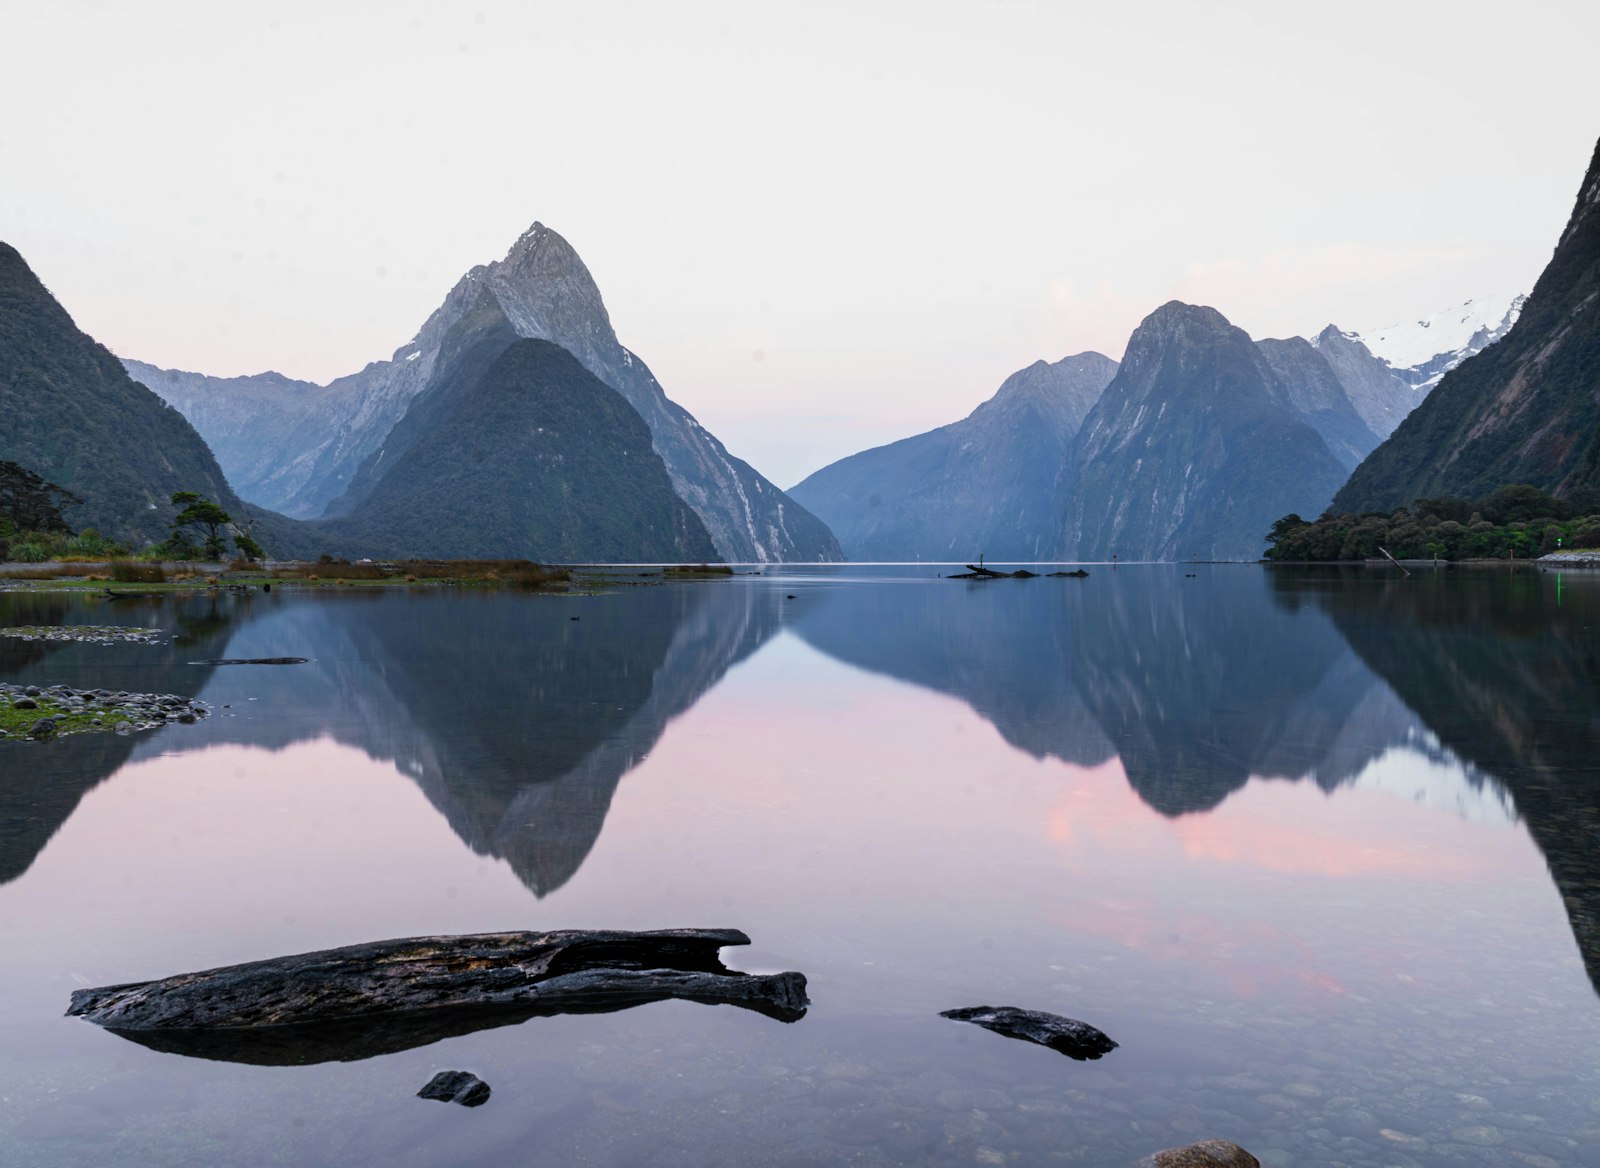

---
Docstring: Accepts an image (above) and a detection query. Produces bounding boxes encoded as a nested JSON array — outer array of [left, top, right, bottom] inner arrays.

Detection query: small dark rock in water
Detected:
[[786, 594, 797, 599], [1047, 569, 1090, 578], [1135, 1139, 1259, 1167], [418, 1070, 491, 1108], [186, 657, 309, 666], [940, 1005, 1117, 1060], [1010, 568, 1038, 578]]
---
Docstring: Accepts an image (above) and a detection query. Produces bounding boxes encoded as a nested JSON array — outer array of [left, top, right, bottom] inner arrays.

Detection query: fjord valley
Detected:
[[6, 3, 1600, 1161]]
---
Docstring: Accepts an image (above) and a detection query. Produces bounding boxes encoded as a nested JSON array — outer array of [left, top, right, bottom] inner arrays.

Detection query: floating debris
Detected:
[[186, 657, 308, 666], [940, 1005, 1117, 1061], [66, 928, 808, 1065]]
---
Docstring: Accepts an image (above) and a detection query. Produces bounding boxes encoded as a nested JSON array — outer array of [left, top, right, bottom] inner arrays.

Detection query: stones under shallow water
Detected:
[[1136, 1139, 1260, 1167], [66, 928, 808, 1065], [418, 1070, 491, 1107], [940, 1005, 1117, 1061]]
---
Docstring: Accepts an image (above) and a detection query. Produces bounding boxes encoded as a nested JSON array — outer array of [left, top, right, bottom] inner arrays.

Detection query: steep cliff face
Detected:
[[1307, 326, 1420, 440], [788, 352, 1117, 560], [119, 362, 328, 512], [1057, 302, 1349, 561], [1255, 336, 1381, 470], [128, 224, 840, 562], [1334, 137, 1600, 513], [0, 243, 256, 547]]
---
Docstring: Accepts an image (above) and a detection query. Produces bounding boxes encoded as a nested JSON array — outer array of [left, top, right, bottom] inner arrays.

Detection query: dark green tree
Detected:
[[169, 491, 233, 560]]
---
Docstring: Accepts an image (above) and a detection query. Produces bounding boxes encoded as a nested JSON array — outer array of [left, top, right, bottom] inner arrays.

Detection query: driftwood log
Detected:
[[67, 928, 807, 1065], [941, 1005, 1117, 1060]]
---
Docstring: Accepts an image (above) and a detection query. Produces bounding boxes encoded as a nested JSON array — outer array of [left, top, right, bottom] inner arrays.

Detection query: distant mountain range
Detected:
[[127, 224, 840, 563], [789, 353, 1118, 561], [792, 284, 1521, 561], [1335, 138, 1600, 513]]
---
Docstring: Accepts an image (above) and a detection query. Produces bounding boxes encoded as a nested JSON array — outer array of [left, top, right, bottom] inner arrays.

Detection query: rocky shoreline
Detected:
[[0, 682, 209, 741]]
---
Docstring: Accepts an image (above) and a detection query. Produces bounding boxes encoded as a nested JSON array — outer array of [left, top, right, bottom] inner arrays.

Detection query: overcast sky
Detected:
[[5, 0, 1597, 486]]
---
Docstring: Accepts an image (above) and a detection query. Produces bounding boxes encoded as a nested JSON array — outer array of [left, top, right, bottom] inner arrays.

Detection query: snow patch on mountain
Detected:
[[1354, 293, 1526, 386]]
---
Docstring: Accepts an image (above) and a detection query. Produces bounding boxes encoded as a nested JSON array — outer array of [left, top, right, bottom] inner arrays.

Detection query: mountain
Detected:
[[1355, 292, 1526, 390], [1254, 336, 1381, 469], [1056, 302, 1351, 561], [1334, 138, 1600, 513], [0, 243, 263, 548], [120, 361, 328, 512], [1306, 326, 1420, 439], [127, 224, 840, 563], [787, 353, 1117, 560], [309, 296, 717, 561]]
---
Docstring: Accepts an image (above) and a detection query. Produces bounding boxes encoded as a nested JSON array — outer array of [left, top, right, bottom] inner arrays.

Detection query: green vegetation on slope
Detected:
[[0, 243, 257, 548], [309, 328, 720, 562]]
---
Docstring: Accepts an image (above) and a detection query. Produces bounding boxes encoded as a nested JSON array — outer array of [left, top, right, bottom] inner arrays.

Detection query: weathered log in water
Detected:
[[940, 1004, 1117, 1060], [949, 565, 1044, 579], [67, 928, 808, 1064], [185, 657, 309, 665]]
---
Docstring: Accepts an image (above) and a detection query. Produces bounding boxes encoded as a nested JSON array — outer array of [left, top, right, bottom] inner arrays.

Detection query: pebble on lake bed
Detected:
[[1136, 1139, 1259, 1167]]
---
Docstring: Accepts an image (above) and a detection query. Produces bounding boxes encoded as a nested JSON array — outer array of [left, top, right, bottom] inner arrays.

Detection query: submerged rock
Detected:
[[939, 1004, 1117, 1060], [1135, 1140, 1259, 1167], [418, 1070, 491, 1107], [67, 928, 807, 1065]]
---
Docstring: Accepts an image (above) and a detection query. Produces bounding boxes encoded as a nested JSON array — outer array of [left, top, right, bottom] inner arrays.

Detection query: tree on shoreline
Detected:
[[165, 491, 265, 561]]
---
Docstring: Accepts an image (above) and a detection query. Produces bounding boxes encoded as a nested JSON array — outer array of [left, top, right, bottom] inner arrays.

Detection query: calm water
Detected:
[[2, 565, 1600, 1167]]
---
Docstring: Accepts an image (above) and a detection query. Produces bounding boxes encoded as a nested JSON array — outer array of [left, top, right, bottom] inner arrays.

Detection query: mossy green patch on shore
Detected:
[[0, 683, 208, 741]]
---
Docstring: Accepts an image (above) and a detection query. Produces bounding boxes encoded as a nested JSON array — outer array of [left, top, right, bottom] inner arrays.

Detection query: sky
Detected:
[[4, 0, 1598, 487]]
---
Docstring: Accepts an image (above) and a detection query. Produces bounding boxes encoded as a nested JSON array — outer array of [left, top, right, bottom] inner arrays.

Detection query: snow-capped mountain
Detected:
[[1353, 292, 1527, 390]]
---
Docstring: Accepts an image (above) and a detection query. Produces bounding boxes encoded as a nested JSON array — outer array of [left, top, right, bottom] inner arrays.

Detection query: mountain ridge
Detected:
[[1333, 137, 1600, 512]]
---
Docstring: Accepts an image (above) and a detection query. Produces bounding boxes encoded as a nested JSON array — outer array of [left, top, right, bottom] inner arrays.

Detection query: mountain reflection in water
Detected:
[[1271, 565, 1600, 995], [0, 585, 782, 898], [4, 567, 1600, 999]]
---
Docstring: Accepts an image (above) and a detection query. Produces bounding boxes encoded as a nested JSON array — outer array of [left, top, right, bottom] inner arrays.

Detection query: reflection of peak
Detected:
[[1284, 567, 1600, 996], [177, 587, 785, 899], [793, 568, 1443, 822]]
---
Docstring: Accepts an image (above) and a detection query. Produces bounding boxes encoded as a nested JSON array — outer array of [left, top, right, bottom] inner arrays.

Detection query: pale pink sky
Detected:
[[4, 0, 1597, 485]]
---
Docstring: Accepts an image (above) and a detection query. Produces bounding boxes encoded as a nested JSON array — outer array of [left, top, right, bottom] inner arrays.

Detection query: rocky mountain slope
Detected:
[[1057, 302, 1350, 561], [1334, 137, 1600, 513], [120, 361, 326, 512], [127, 224, 840, 563], [310, 297, 717, 561], [788, 353, 1117, 560], [0, 243, 260, 547]]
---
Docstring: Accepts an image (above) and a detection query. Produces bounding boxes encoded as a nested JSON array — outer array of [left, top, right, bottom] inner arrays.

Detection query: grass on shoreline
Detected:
[[0, 558, 744, 593]]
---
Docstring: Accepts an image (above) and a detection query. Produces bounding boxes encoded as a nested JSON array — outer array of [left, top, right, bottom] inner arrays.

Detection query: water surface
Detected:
[[2, 566, 1599, 1167]]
